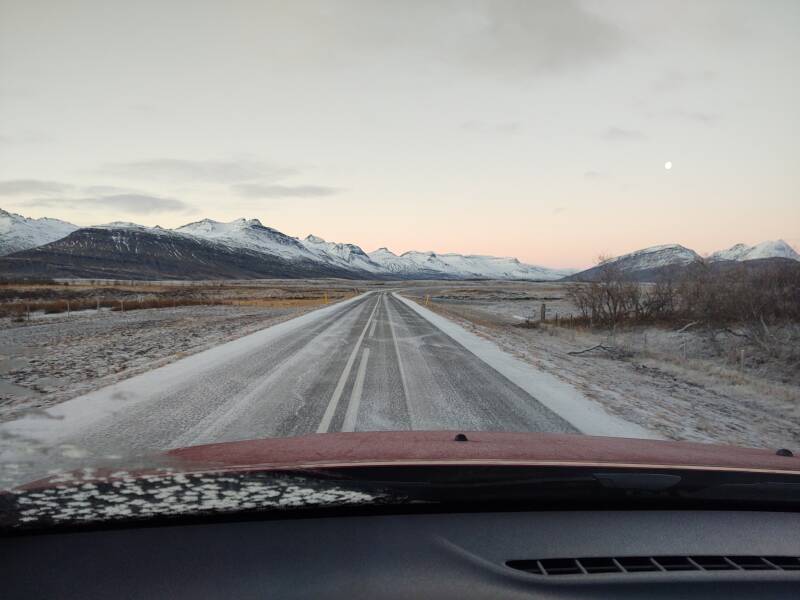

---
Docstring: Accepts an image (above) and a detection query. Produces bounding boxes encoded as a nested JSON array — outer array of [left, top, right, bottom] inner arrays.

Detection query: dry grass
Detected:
[[0, 281, 361, 319]]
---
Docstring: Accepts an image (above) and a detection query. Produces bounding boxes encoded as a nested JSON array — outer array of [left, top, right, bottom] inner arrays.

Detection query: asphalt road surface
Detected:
[[8, 292, 577, 464]]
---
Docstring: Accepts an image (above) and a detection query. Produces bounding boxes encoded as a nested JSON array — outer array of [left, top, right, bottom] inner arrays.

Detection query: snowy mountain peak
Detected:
[[304, 234, 326, 244], [175, 217, 314, 261], [710, 239, 799, 262], [0, 208, 79, 255], [369, 247, 397, 258], [95, 221, 150, 229], [603, 244, 700, 267], [229, 217, 263, 228]]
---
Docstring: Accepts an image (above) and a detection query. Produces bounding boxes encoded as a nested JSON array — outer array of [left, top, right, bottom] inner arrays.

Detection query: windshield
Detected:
[[1, 1, 799, 530]]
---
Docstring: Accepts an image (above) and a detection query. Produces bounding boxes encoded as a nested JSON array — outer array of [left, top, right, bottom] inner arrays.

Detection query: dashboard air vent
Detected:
[[507, 556, 800, 576]]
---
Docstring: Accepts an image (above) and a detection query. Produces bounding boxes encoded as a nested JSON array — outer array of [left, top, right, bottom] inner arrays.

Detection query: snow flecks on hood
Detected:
[[2, 469, 396, 529]]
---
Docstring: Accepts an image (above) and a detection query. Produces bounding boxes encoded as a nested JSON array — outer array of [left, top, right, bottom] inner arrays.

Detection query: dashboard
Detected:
[[3, 509, 800, 598]]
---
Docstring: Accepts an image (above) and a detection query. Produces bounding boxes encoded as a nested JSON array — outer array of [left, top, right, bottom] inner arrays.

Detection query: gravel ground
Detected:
[[405, 287, 800, 450], [0, 304, 320, 421]]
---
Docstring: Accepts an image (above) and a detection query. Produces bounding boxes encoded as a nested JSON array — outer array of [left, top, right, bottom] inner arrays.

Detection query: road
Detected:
[[4, 292, 577, 468]]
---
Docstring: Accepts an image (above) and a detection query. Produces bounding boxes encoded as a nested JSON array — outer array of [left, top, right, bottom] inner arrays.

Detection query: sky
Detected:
[[1, 0, 798, 269]]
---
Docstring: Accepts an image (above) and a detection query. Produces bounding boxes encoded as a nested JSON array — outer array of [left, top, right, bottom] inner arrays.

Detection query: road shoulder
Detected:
[[393, 293, 662, 440]]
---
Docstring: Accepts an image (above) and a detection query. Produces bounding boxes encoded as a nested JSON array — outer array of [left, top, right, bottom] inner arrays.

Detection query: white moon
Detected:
[[664, 161, 673, 170]]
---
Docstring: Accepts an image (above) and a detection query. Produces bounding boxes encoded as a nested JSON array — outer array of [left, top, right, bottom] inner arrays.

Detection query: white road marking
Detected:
[[316, 296, 380, 433], [341, 348, 370, 432], [385, 294, 415, 427], [368, 315, 377, 339]]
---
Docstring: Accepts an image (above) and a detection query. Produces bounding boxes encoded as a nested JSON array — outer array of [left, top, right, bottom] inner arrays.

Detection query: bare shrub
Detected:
[[566, 259, 800, 330]]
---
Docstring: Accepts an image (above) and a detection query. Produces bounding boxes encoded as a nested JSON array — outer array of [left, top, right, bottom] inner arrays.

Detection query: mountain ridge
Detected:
[[1, 208, 797, 281]]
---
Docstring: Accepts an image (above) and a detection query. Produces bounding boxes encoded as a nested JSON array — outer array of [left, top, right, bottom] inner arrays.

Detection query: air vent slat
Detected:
[[578, 557, 622, 574], [689, 556, 737, 571], [507, 556, 800, 577], [728, 556, 775, 570], [653, 556, 698, 571], [764, 557, 800, 570]]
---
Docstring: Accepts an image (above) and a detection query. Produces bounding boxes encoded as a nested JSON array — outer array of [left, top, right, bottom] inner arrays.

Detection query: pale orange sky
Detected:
[[1, 1, 798, 269]]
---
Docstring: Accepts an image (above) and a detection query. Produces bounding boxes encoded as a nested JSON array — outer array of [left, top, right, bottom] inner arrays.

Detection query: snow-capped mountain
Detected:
[[367, 247, 412, 275], [604, 244, 701, 270], [176, 218, 319, 262], [368, 248, 574, 280], [0, 208, 78, 255], [300, 235, 383, 275], [567, 244, 702, 282], [1, 223, 358, 280], [710, 240, 799, 262]]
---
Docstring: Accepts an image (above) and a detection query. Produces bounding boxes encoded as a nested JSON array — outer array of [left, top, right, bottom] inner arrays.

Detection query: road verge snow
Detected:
[[393, 293, 662, 440]]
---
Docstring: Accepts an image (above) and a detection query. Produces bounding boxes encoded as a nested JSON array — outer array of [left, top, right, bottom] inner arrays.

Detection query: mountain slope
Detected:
[[0, 208, 78, 255], [176, 218, 319, 262], [368, 248, 573, 280], [300, 235, 383, 276], [0, 225, 363, 280], [566, 244, 702, 282], [710, 240, 799, 262]]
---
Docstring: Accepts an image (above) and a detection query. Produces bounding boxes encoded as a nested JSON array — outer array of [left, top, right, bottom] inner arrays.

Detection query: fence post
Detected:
[[540, 303, 546, 322], [66, 300, 70, 317], [740, 349, 745, 373]]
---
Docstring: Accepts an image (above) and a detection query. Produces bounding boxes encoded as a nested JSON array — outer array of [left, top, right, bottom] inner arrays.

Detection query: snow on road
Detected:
[[394, 293, 660, 440], [0, 290, 652, 488]]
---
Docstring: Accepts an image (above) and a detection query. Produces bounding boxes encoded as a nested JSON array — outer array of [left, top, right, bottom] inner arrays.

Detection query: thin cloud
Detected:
[[462, 120, 522, 134], [583, 170, 607, 180], [457, 0, 628, 74], [22, 194, 193, 214], [600, 127, 647, 142], [652, 69, 716, 93], [665, 108, 716, 124], [325, 0, 630, 77], [98, 159, 296, 183], [0, 179, 74, 195], [232, 183, 340, 198]]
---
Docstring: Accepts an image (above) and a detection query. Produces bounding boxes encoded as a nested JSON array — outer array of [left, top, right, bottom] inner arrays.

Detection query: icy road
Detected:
[[1, 292, 655, 480]]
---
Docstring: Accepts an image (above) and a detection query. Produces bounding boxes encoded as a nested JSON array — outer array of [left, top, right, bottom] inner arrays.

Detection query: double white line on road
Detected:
[[385, 293, 413, 427], [316, 294, 380, 433]]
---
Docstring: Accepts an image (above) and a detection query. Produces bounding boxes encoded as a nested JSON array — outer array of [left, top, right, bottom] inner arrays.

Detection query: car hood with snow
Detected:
[[4, 431, 799, 532]]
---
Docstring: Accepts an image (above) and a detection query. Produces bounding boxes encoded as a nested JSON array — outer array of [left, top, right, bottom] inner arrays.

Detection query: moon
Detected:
[[664, 161, 673, 170]]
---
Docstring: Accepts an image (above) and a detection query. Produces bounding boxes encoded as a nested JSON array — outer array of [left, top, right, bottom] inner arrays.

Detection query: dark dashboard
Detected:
[[3, 509, 799, 599]]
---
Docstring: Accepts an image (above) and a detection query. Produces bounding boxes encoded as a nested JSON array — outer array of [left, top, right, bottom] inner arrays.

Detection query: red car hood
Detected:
[[167, 431, 800, 475]]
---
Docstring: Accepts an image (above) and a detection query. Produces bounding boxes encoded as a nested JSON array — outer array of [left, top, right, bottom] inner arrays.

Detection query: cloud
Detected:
[[231, 183, 340, 198], [21, 194, 193, 214], [652, 70, 716, 93], [0, 131, 50, 145], [462, 120, 522, 134], [98, 159, 295, 183], [0, 179, 74, 195], [599, 127, 647, 142], [453, 0, 628, 75], [583, 170, 606, 180], [306, 0, 630, 77], [664, 108, 716, 124]]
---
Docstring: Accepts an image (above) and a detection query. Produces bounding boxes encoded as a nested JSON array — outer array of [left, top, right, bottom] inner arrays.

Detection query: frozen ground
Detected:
[[0, 304, 322, 421], [403, 283, 800, 449]]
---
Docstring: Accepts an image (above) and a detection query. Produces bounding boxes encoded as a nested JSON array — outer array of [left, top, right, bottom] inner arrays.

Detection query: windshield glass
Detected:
[[1, 1, 799, 529]]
